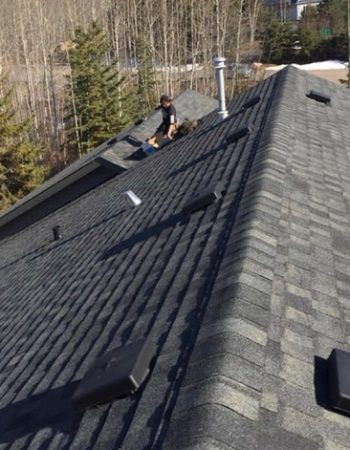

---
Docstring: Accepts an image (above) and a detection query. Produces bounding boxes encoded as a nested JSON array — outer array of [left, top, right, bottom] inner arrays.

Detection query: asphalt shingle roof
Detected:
[[1, 66, 350, 449], [0, 90, 217, 238], [102, 89, 218, 167]]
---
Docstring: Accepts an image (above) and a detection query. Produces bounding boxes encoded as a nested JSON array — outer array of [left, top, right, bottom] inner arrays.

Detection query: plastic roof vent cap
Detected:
[[73, 336, 155, 410], [53, 225, 61, 241], [183, 185, 222, 214], [306, 90, 331, 104], [226, 125, 251, 144], [328, 348, 350, 414], [242, 95, 261, 109], [124, 190, 142, 207]]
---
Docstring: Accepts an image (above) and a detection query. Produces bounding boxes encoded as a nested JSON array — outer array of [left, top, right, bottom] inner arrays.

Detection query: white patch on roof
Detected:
[[298, 60, 348, 70], [265, 60, 348, 72]]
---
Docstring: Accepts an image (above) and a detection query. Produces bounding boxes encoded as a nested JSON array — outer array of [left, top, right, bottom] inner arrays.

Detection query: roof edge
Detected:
[[0, 157, 122, 232]]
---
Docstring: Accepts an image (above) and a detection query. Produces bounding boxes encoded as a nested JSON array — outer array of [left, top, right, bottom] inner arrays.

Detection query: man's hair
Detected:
[[160, 94, 172, 103]]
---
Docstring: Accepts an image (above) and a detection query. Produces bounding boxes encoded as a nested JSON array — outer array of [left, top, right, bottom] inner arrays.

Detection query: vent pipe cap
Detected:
[[213, 56, 226, 70], [123, 190, 142, 207], [53, 225, 61, 241]]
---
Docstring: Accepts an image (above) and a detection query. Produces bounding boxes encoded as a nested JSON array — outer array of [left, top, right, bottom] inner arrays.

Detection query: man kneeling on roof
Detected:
[[148, 95, 177, 149]]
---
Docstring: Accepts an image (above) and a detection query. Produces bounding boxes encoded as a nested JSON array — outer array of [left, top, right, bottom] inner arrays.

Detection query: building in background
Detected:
[[266, 0, 321, 22]]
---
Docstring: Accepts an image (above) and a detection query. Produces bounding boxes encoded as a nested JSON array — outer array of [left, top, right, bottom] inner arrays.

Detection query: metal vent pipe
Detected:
[[124, 190, 142, 207], [213, 56, 228, 120]]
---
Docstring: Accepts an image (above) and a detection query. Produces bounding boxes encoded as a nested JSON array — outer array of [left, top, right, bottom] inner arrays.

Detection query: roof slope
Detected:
[[0, 90, 217, 238], [102, 89, 219, 166], [1, 67, 350, 449]]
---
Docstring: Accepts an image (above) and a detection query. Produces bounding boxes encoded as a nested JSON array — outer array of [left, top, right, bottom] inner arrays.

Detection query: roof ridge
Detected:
[[158, 70, 286, 448]]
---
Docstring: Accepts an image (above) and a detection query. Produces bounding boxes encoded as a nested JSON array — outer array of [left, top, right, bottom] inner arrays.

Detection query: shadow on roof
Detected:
[[27, 209, 127, 263], [0, 381, 80, 443], [101, 212, 186, 260], [314, 355, 330, 410], [125, 147, 147, 161], [168, 141, 228, 178], [0, 209, 126, 272]]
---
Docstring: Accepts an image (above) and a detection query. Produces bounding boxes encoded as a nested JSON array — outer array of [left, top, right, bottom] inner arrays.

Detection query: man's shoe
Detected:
[[142, 142, 155, 155]]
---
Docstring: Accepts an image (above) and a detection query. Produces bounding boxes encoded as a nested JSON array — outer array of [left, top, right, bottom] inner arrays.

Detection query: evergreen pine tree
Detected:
[[0, 77, 45, 212], [258, 8, 297, 64], [298, 6, 322, 62], [65, 22, 131, 158], [317, 0, 348, 35], [135, 37, 157, 118], [297, 0, 348, 62]]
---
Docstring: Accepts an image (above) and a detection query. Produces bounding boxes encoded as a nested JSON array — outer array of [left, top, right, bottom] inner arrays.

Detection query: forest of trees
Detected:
[[258, 0, 349, 63], [0, 0, 348, 211]]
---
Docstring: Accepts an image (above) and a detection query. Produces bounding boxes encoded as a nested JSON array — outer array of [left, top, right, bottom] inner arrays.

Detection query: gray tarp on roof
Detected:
[[1, 67, 350, 449]]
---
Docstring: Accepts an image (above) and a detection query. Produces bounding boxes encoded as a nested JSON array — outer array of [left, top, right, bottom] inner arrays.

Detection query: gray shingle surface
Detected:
[[0, 90, 217, 235], [1, 66, 350, 449]]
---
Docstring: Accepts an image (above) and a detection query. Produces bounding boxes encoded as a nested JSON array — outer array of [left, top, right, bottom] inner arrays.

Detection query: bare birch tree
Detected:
[[0, 0, 265, 170]]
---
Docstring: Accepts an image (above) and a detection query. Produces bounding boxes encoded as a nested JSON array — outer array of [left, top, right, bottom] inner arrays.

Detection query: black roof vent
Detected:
[[134, 117, 146, 126], [73, 336, 155, 410], [124, 135, 143, 147], [107, 137, 118, 146], [226, 125, 251, 144], [328, 348, 350, 414], [183, 186, 222, 214], [52, 226, 61, 241], [306, 90, 331, 104], [242, 95, 261, 109]]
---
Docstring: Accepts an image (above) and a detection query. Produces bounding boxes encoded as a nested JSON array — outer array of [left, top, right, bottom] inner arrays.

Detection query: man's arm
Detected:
[[166, 123, 176, 140], [166, 105, 176, 139]]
